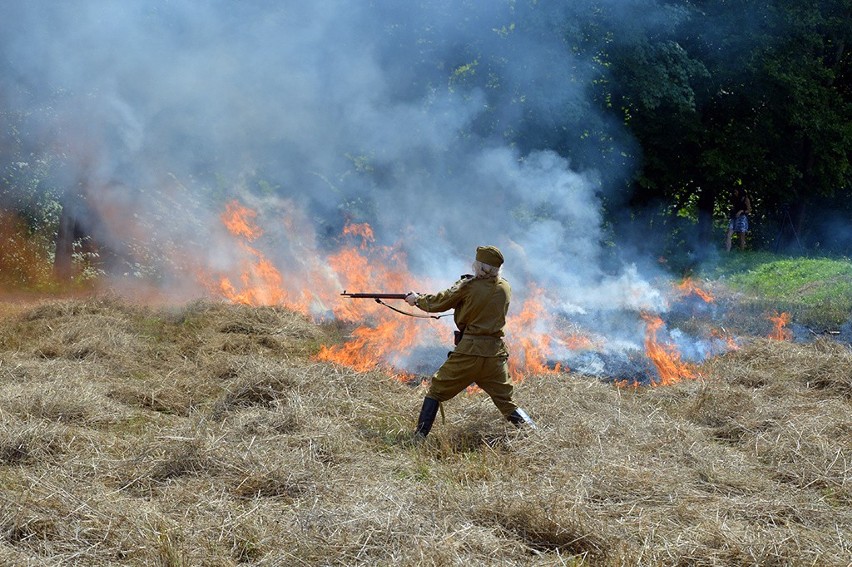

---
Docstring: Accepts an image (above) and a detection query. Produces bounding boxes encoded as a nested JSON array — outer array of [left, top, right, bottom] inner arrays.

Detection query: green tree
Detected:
[[601, 0, 852, 256]]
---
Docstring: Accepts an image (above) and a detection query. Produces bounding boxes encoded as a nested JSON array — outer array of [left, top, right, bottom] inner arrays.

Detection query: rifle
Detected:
[[341, 292, 408, 299]]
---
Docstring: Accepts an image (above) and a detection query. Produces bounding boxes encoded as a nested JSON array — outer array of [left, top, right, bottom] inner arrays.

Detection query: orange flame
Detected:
[[507, 287, 560, 377], [316, 241, 445, 380], [341, 223, 375, 249], [506, 285, 597, 379], [316, 318, 424, 376], [208, 201, 701, 388], [677, 277, 714, 303], [221, 201, 262, 241], [210, 201, 592, 380], [216, 201, 289, 307], [210, 200, 444, 379], [641, 312, 696, 385], [710, 327, 739, 353], [768, 312, 792, 341]]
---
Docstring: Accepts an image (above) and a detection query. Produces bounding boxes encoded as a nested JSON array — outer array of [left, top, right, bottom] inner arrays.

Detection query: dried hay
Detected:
[[0, 298, 144, 359], [180, 300, 326, 358], [471, 495, 611, 559], [0, 419, 66, 465], [713, 337, 852, 399], [0, 378, 129, 425], [0, 296, 848, 565], [701, 339, 852, 505], [208, 358, 296, 419], [0, 466, 179, 565]]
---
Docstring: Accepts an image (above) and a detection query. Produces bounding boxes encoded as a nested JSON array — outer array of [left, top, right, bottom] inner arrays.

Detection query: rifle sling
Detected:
[[374, 298, 452, 320]]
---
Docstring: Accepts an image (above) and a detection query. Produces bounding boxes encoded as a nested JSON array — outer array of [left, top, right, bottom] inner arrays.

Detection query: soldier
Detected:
[[405, 245, 536, 441]]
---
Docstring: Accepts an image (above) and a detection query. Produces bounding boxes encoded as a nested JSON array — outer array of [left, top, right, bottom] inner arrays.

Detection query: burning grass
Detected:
[[0, 296, 849, 565]]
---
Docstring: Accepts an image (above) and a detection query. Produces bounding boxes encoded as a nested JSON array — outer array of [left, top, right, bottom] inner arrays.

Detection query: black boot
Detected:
[[507, 407, 537, 430], [414, 397, 440, 441]]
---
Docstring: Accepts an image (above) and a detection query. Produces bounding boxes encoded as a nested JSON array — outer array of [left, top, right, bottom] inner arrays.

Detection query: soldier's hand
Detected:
[[405, 292, 419, 306]]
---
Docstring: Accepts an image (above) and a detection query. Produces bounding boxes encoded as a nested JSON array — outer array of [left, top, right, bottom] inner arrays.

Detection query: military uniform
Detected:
[[409, 245, 535, 440], [415, 274, 517, 416]]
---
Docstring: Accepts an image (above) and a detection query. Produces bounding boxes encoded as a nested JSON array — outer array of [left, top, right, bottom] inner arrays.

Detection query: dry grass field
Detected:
[[0, 296, 849, 566]]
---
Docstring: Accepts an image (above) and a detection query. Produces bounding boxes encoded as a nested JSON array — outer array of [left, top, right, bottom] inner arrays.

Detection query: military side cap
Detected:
[[476, 245, 504, 267]]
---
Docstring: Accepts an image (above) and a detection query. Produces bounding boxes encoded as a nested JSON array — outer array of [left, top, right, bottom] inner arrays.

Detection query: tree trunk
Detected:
[[786, 137, 816, 251], [695, 185, 717, 256]]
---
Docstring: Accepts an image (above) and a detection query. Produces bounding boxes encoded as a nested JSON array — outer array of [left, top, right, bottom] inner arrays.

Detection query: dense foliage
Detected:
[[611, 0, 852, 258]]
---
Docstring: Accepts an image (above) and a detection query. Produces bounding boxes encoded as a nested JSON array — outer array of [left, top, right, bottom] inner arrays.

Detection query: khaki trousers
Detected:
[[426, 352, 517, 416]]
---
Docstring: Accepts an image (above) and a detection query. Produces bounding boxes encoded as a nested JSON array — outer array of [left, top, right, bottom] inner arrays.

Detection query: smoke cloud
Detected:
[[1, 0, 699, 375]]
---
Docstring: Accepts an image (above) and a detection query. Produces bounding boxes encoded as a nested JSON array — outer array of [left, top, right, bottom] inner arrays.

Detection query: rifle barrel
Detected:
[[341, 292, 408, 299]]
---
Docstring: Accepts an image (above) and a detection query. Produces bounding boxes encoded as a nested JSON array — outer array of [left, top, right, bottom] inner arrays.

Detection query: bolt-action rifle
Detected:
[[340, 292, 408, 300]]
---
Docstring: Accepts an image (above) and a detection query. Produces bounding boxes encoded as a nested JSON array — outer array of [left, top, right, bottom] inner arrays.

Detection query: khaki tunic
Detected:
[[415, 275, 518, 416]]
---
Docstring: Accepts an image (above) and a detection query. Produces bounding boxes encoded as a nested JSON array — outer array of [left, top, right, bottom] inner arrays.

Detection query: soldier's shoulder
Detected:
[[447, 274, 474, 293]]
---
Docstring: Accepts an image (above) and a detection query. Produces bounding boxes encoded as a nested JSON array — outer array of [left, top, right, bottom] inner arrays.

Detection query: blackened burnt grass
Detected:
[[0, 294, 849, 565]]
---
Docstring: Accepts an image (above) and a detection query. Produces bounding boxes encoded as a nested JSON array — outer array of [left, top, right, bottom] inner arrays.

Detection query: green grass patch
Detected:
[[725, 257, 852, 304], [700, 253, 852, 327]]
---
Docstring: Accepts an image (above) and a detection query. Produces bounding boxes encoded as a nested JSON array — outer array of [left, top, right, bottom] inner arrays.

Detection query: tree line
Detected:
[[440, 0, 851, 259]]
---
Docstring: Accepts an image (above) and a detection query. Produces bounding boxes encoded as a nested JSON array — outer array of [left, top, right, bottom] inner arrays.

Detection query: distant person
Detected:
[[725, 186, 752, 251], [405, 245, 536, 442]]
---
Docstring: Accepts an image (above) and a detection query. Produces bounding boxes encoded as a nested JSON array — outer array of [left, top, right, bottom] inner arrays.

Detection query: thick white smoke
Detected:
[[2, 0, 696, 377]]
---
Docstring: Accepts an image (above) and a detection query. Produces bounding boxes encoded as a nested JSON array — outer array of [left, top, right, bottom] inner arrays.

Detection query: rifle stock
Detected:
[[341, 292, 408, 299]]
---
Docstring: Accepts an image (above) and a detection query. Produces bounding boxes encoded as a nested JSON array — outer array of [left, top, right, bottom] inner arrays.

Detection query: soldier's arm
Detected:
[[416, 276, 471, 313]]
